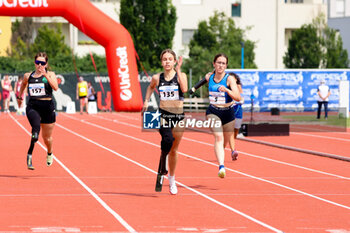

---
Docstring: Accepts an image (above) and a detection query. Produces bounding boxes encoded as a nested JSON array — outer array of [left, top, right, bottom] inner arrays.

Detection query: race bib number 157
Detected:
[[29, 83, 45, 97]]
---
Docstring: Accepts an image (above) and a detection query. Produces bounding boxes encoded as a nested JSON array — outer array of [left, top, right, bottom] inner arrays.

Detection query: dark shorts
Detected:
[[160, 108, 185, 129], [26, 99, 56, 124], [79, 95, 87, 99], [206, 104, 235, 125]]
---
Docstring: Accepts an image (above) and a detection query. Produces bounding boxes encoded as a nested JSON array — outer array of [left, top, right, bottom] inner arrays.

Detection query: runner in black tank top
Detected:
[[17, 52, 59, 170], [142, 49, 188, 195]]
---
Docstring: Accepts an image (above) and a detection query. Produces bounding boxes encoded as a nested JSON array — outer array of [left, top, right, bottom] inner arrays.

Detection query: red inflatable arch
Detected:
[[0, 0, 143, 112]]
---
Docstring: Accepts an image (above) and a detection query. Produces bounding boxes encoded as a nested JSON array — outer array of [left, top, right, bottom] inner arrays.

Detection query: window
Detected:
[[285, 0, 303, 3], [231, 1, 241, 17], [284, 28, 295, 48], [336, 0, 345, 17], [78, 31, 97, 45], [182, 29, 194, 45]]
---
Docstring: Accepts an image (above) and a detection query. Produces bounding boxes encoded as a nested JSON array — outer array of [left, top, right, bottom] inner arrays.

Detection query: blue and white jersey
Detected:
[[208, 73, 233, 105]]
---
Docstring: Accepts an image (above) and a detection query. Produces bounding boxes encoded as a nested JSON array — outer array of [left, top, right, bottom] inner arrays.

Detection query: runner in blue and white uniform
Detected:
[[204, 53, 241, 178], [229, 73, 244, 160]]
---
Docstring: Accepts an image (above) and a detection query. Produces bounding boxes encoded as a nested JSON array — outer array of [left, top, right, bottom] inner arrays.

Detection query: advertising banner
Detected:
[[226, 69, 350, 112], [1, 70, 349, 113]]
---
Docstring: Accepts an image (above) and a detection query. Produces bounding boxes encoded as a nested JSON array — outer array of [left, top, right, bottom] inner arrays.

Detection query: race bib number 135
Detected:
[[159, 86, 179, 101]]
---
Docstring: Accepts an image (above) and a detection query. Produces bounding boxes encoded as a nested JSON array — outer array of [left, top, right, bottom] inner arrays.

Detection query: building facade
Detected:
[[172, 0, 327, 69], [326, 0, 350, 64], [0, 16, 11, 56]]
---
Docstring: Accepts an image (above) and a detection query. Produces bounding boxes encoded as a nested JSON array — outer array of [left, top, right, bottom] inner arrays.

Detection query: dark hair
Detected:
[[213, 53, 228, 65], [232, 73, 242, 86], [160, 49, 176, 60], [34, 52, 48, 62], [34, 52, 49, 71]]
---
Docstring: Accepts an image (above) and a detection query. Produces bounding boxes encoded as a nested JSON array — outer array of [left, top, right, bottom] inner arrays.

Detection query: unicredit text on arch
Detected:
[[0, 0, 48, 8], [116, 46, 132, 101]]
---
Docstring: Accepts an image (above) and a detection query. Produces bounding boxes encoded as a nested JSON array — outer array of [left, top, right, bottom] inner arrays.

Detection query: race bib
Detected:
[[209, 91, 226, 104], [80, 87, 86, 93], [159, 86, 179, 101], [29, 83, 45, 97]]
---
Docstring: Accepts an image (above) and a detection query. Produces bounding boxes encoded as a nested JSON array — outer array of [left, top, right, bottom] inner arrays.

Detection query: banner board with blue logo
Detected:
[[226, 69, 350, 112]]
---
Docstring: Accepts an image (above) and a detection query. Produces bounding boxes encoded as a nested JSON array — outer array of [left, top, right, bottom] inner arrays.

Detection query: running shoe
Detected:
[[218, 167, 226, 178], [47, 154, 53, 166], [231, 150, 238, 161], [27, 154, 34, 170], [169, 183, 178, 195]]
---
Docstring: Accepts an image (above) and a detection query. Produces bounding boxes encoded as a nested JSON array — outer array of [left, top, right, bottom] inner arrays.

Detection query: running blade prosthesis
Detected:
[[27, 154, 34, 170], [155, 153, 168, 192]]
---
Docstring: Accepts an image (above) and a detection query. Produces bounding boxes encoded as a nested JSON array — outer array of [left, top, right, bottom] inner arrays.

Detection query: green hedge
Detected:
[[0, 54, 108, 73]]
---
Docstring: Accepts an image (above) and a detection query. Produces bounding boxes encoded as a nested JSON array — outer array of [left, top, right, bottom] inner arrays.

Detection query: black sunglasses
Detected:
[[35, 60, 47, 66]]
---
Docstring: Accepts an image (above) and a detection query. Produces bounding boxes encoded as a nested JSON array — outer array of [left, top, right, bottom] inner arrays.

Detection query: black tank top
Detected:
[[27, 71, 53, 99], [158, 72, 184, 101]]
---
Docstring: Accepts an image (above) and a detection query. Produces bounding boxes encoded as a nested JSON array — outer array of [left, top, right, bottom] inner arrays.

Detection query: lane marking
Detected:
[[62, 114, 350, 211], [58, 117, 284, 233], [9, 114, 136, 233], [292, 132, 350, 142], [91, 114, 350, 180]]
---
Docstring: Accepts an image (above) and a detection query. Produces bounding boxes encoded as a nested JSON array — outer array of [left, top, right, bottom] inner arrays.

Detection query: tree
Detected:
[[183, 11, 256, 89], [322, 26, 349, 68], [119, 0, 176, 71], [3, 21, 108, 73], [284, 14, 349, 68], [10, 17, 34, 59], [30, 24, 71, 59], [283, 24, 322, 68]]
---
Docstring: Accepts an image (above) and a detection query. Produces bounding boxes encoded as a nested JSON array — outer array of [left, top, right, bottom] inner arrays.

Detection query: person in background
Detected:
[[205, 53, 241, 178], [17, 52, 58, 170], [1, 75, 12, 113], [317, 80, 331, 120], [76, 76, 88, 114], [15, 76, 27, 115], [229, 73, 244, 160], [87, 81, 96, 102]]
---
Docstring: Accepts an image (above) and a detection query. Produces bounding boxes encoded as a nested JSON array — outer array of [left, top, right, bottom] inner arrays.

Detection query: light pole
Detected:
[[240, 41, 244, 69]]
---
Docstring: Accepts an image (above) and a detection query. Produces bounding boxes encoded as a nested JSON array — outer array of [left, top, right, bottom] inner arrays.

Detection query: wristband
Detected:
[[17, 96, 23, 100]]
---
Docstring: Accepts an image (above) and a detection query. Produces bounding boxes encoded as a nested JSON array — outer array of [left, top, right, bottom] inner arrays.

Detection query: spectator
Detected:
[[317, 80, 331, 119], [76, 76, 88, 114], [87, 81, 96, 102], [1, 75, 12, 113], [15, 76, 26, 115]]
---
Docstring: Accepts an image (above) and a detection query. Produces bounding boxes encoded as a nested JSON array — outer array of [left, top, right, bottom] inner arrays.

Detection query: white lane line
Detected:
[[9, 114, 136, 233], [291, 132, 350, 142], [63, 114, 350, 211], [59, 116, 284, 233], [291, 124, 350, 134], [103, 113, 350, 146], [91, 114, 350, 180], [184, 137, 350, 181]]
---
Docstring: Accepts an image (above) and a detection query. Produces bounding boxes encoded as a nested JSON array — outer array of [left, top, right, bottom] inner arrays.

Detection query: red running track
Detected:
[[0, 112, 350, 233]]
